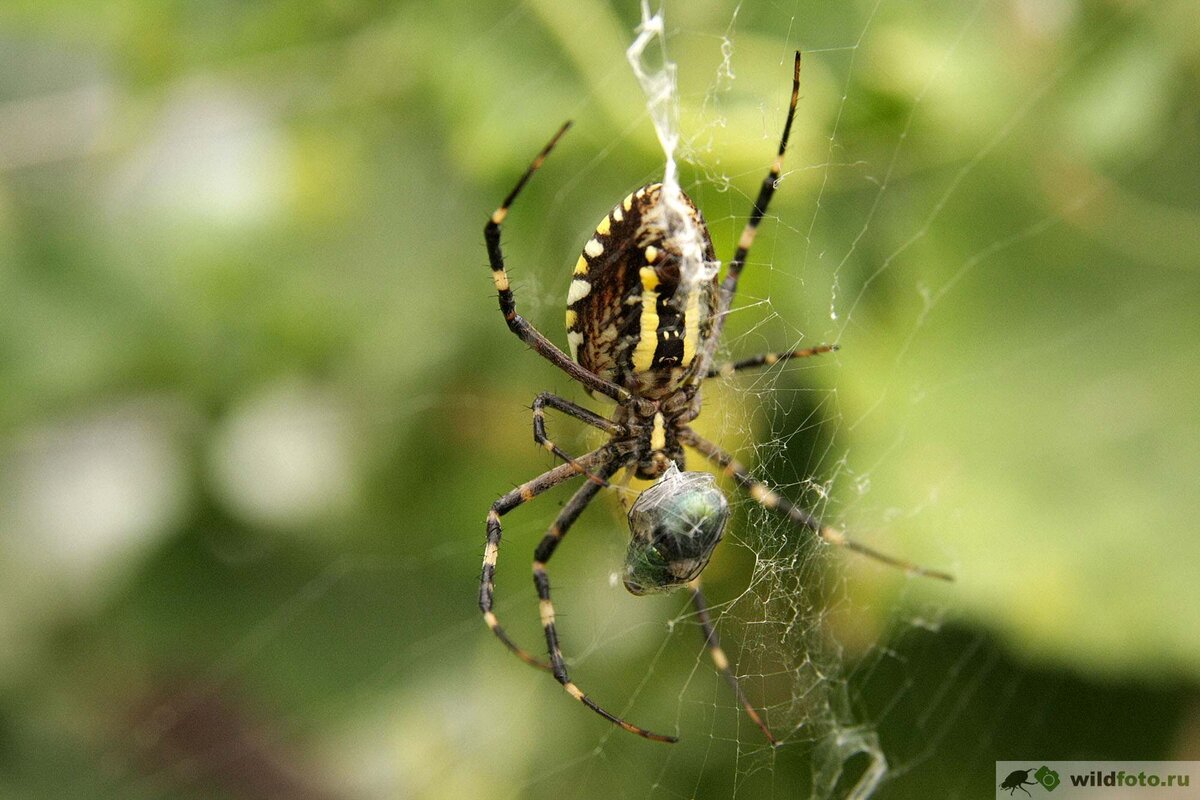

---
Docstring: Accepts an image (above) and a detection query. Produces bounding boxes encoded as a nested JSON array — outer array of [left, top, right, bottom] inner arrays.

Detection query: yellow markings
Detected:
[[487, 509, 500, 523], [520, 486, 534, 501], [539, 599, 556, 628], [644, 245, 658, 263], [639, 266, 660, 291], [565, 309, 577, 329], [584, 238, 604, 257], [632, 267, 661, 373], [738, 226, 756, 252], [574, 255, 588, 275], [564, 682, 586, 701], [567, 330, 584, 362], [596, 216, 611, 236], [718, 362, 735, 378], [650, 412, 666, 451], [682, 282, 700, 366], [492, 270, 510, 292], [636, 186, 647, 198], [612, 206, 624, 222], [567, 279, 592, 305], [623, 192, 634, 211], [764, 353, 778, 365], [771, 154, 784, 176], [490, 207, 508, 224], [483, 611, 498, 629], [483, 540, 499, 567], [542, 439, 555, 452], [821, 526, 847, 546], [750, 484, 779, 507], [710, 647, 730, 672], [723, 463, 737, 478]]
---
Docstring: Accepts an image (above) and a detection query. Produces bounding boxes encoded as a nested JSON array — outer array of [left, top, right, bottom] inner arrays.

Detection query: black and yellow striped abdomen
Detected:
[[565, 184, 718, 399]]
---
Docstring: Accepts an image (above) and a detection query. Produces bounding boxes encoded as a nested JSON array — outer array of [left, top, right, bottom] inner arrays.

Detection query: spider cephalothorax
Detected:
[[477, 52, 951, 747]]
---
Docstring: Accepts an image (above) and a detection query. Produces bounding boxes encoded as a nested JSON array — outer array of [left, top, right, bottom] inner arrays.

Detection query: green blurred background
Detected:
[[1, 1, 1198, 797]]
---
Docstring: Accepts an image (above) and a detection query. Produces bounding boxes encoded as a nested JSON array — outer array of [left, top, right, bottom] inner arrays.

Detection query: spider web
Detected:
[[528, 4, 954, 795], [470, 1, 1162, 798], [2, 0, 1191, 798]]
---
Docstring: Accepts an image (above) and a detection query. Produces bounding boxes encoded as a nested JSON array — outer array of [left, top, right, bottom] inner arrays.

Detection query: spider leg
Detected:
[[481, 448, 611, 670], [485, 123, 632, 405], [681, 430, 954, 582], [688, 579, 779, 746], [532, 391, 624, 487], [504, 457, 628, 671], [706, 344, 838, 379], [698, 52, 803, 377], [529, 457, 678, 743]]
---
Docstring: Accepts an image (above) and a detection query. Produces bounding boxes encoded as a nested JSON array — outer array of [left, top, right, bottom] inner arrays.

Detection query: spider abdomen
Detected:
[[565, 183, 718, 399]]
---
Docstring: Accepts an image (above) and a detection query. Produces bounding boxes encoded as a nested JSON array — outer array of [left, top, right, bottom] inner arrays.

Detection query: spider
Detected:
[[478, 52, 952, 746]]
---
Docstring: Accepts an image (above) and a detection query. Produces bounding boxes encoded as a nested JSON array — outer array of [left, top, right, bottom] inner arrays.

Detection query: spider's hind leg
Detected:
[[531, 455, 679, 743], [698, 51, 803, 376], [484, 123, 630, 404]]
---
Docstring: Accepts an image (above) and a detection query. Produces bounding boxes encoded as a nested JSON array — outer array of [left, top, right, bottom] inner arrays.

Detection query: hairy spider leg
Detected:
[[482, 447, 624, 672], [480, 446, 676, 741], [532, 391, 625, 487], [479, 51, 948, 748], [529, 455, 678, 742], [706, 343, 838, 379], [681, 430, 954, 582], [484, 121, 633, 405], [697, 51, 804, 378], [689, 579, 779, 746], [480, 451, 606, 670]]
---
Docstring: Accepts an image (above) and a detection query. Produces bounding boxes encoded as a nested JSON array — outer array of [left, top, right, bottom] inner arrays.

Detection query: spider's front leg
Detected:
[[479, 445, 677, 742], [530, 455, 679, 744], [688, 579, 779, 746], [680, 429, 953, 581], [480, 450, 606, 670], [484, 446, 621, 672], [531, 391, 624, 487]]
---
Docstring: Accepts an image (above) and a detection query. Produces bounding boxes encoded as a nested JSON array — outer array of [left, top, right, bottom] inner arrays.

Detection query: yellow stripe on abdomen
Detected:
[[632, 267, 660, 373], [682, 281, 700, 366]]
